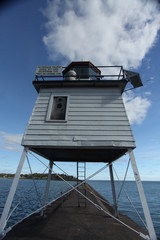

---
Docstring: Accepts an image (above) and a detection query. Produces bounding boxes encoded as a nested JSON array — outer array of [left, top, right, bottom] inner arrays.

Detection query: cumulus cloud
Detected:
[[41, 0, 159, 124], [42, 0, 160, 68], [144, 91, 151, 96], [0, 132, 23, 151], [123, 92, 151, 124]]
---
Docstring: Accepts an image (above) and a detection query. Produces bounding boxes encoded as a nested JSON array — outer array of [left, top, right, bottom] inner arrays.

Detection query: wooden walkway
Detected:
[[3, 184, 147, 240]]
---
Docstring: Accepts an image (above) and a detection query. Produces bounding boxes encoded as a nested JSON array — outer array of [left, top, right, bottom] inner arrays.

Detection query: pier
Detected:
[[3, 183, 147, 240]]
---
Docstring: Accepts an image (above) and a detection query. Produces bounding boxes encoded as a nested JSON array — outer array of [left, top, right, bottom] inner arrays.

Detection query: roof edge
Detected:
[[32, 80, 127, 94]]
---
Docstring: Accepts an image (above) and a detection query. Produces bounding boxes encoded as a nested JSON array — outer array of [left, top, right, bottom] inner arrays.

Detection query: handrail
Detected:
[[35, 65, 125, 81]]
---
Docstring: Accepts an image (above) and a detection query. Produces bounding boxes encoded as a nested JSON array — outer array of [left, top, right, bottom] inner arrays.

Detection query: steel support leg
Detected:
[[109, 163, 118, 218], [77, 161, 79, 183], [41, 160, 53, 216], [129, 149, 157, 240], [0, 147, 28, 236]]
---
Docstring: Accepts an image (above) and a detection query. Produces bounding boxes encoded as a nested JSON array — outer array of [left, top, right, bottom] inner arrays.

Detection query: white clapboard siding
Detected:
[[67, 116, 128, 121], [31, 112, 127, 117], [23, 135, 133, 141], [69, 103, 124, 108], [70, 95, 121, 100], [27, 125, 131, 131], [29, 116, 128, 121], [69, 99, 122, 104], [68, 112, 126, 116], [69, 107, 125, 112], [22, 87, 135, 148], [25, 129, 132, 136], [27, 120, 130, 126]]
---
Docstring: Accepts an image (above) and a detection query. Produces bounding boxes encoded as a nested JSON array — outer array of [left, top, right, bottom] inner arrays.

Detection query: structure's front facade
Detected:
[[22, 62, 135, 163]]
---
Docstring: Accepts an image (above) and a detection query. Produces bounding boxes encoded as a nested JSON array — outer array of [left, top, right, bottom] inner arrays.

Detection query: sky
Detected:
[[0, 0, 160, 181]]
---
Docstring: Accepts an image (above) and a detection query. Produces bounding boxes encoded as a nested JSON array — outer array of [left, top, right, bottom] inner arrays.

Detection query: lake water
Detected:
[[0, 179, 159, 239], [89, 180, 160, 239]]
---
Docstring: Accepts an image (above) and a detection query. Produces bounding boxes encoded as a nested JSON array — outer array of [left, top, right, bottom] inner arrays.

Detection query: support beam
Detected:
[[109, 163, 118, 218], [129, 149, 157, 240], [0, 147, 28, 237], [43, 160, 54, 209], [77, 161, 79, 183]]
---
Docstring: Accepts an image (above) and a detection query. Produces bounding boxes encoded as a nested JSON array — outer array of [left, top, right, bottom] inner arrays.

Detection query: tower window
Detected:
[[47, 96, 68, 121]]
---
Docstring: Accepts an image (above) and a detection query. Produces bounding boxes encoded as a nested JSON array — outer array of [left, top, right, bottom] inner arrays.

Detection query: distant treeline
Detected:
[[0, 173, 76, 181]]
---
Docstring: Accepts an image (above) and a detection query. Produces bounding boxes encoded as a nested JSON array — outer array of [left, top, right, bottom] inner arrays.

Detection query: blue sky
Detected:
[[0, 0, 160, 181]]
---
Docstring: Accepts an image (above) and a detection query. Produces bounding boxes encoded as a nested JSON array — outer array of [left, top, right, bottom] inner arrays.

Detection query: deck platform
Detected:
[[3, 183, 147, 240]]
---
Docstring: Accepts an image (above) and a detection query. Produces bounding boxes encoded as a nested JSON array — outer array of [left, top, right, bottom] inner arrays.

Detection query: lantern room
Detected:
[[63, 61, 101, 80]]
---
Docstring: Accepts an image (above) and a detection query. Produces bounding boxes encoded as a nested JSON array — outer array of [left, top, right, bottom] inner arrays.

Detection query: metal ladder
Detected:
[[77, 161, 86, 207]]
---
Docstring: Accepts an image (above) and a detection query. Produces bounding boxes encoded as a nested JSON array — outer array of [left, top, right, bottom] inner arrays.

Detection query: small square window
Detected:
[[47, 96, 68, 121]]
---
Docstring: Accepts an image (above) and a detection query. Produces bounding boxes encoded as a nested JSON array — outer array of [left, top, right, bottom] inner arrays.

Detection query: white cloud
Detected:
[[41, 0, 159, 124], [0, 132, 23, 152], [42, 0, 160, 68], [123, 92, 151, 124], [144, 91, 151, 96]]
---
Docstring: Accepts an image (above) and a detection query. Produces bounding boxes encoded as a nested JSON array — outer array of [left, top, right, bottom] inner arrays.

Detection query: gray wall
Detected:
[[22, 87, 135, 148]]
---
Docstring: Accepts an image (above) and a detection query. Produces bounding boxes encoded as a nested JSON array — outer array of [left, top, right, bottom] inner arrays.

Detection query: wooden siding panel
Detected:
[[69, 107, 125, 112], [69, 99, 123, 104], [24, 135, 134, 141], [25, 129, 133, 136], [67, 116, 127, 121], [30, 116, 128, 121], [70, 96, 121, 100], [33, 111, 124, 117], [68, 111, 126, 116], [32, 108, 47, 112], [27, 120, 130, 126], [22, 87, 134, 148], [69, 103, 123, 108], [27, 124, 131, 131]]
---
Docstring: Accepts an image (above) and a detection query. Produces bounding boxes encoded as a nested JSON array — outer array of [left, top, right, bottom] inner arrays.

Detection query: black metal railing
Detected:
[[35, 65, 125, 81]]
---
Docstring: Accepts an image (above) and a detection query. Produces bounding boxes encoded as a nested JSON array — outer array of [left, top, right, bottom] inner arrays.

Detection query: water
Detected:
[[89, 180, 160, 239], [0, 179, 76, 229], [0, 179, 159, 239]]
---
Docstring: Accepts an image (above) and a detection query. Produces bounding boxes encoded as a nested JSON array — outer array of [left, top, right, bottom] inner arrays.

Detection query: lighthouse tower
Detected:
[[22, 61, 136, 162], [0, 61, 157, 240]]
